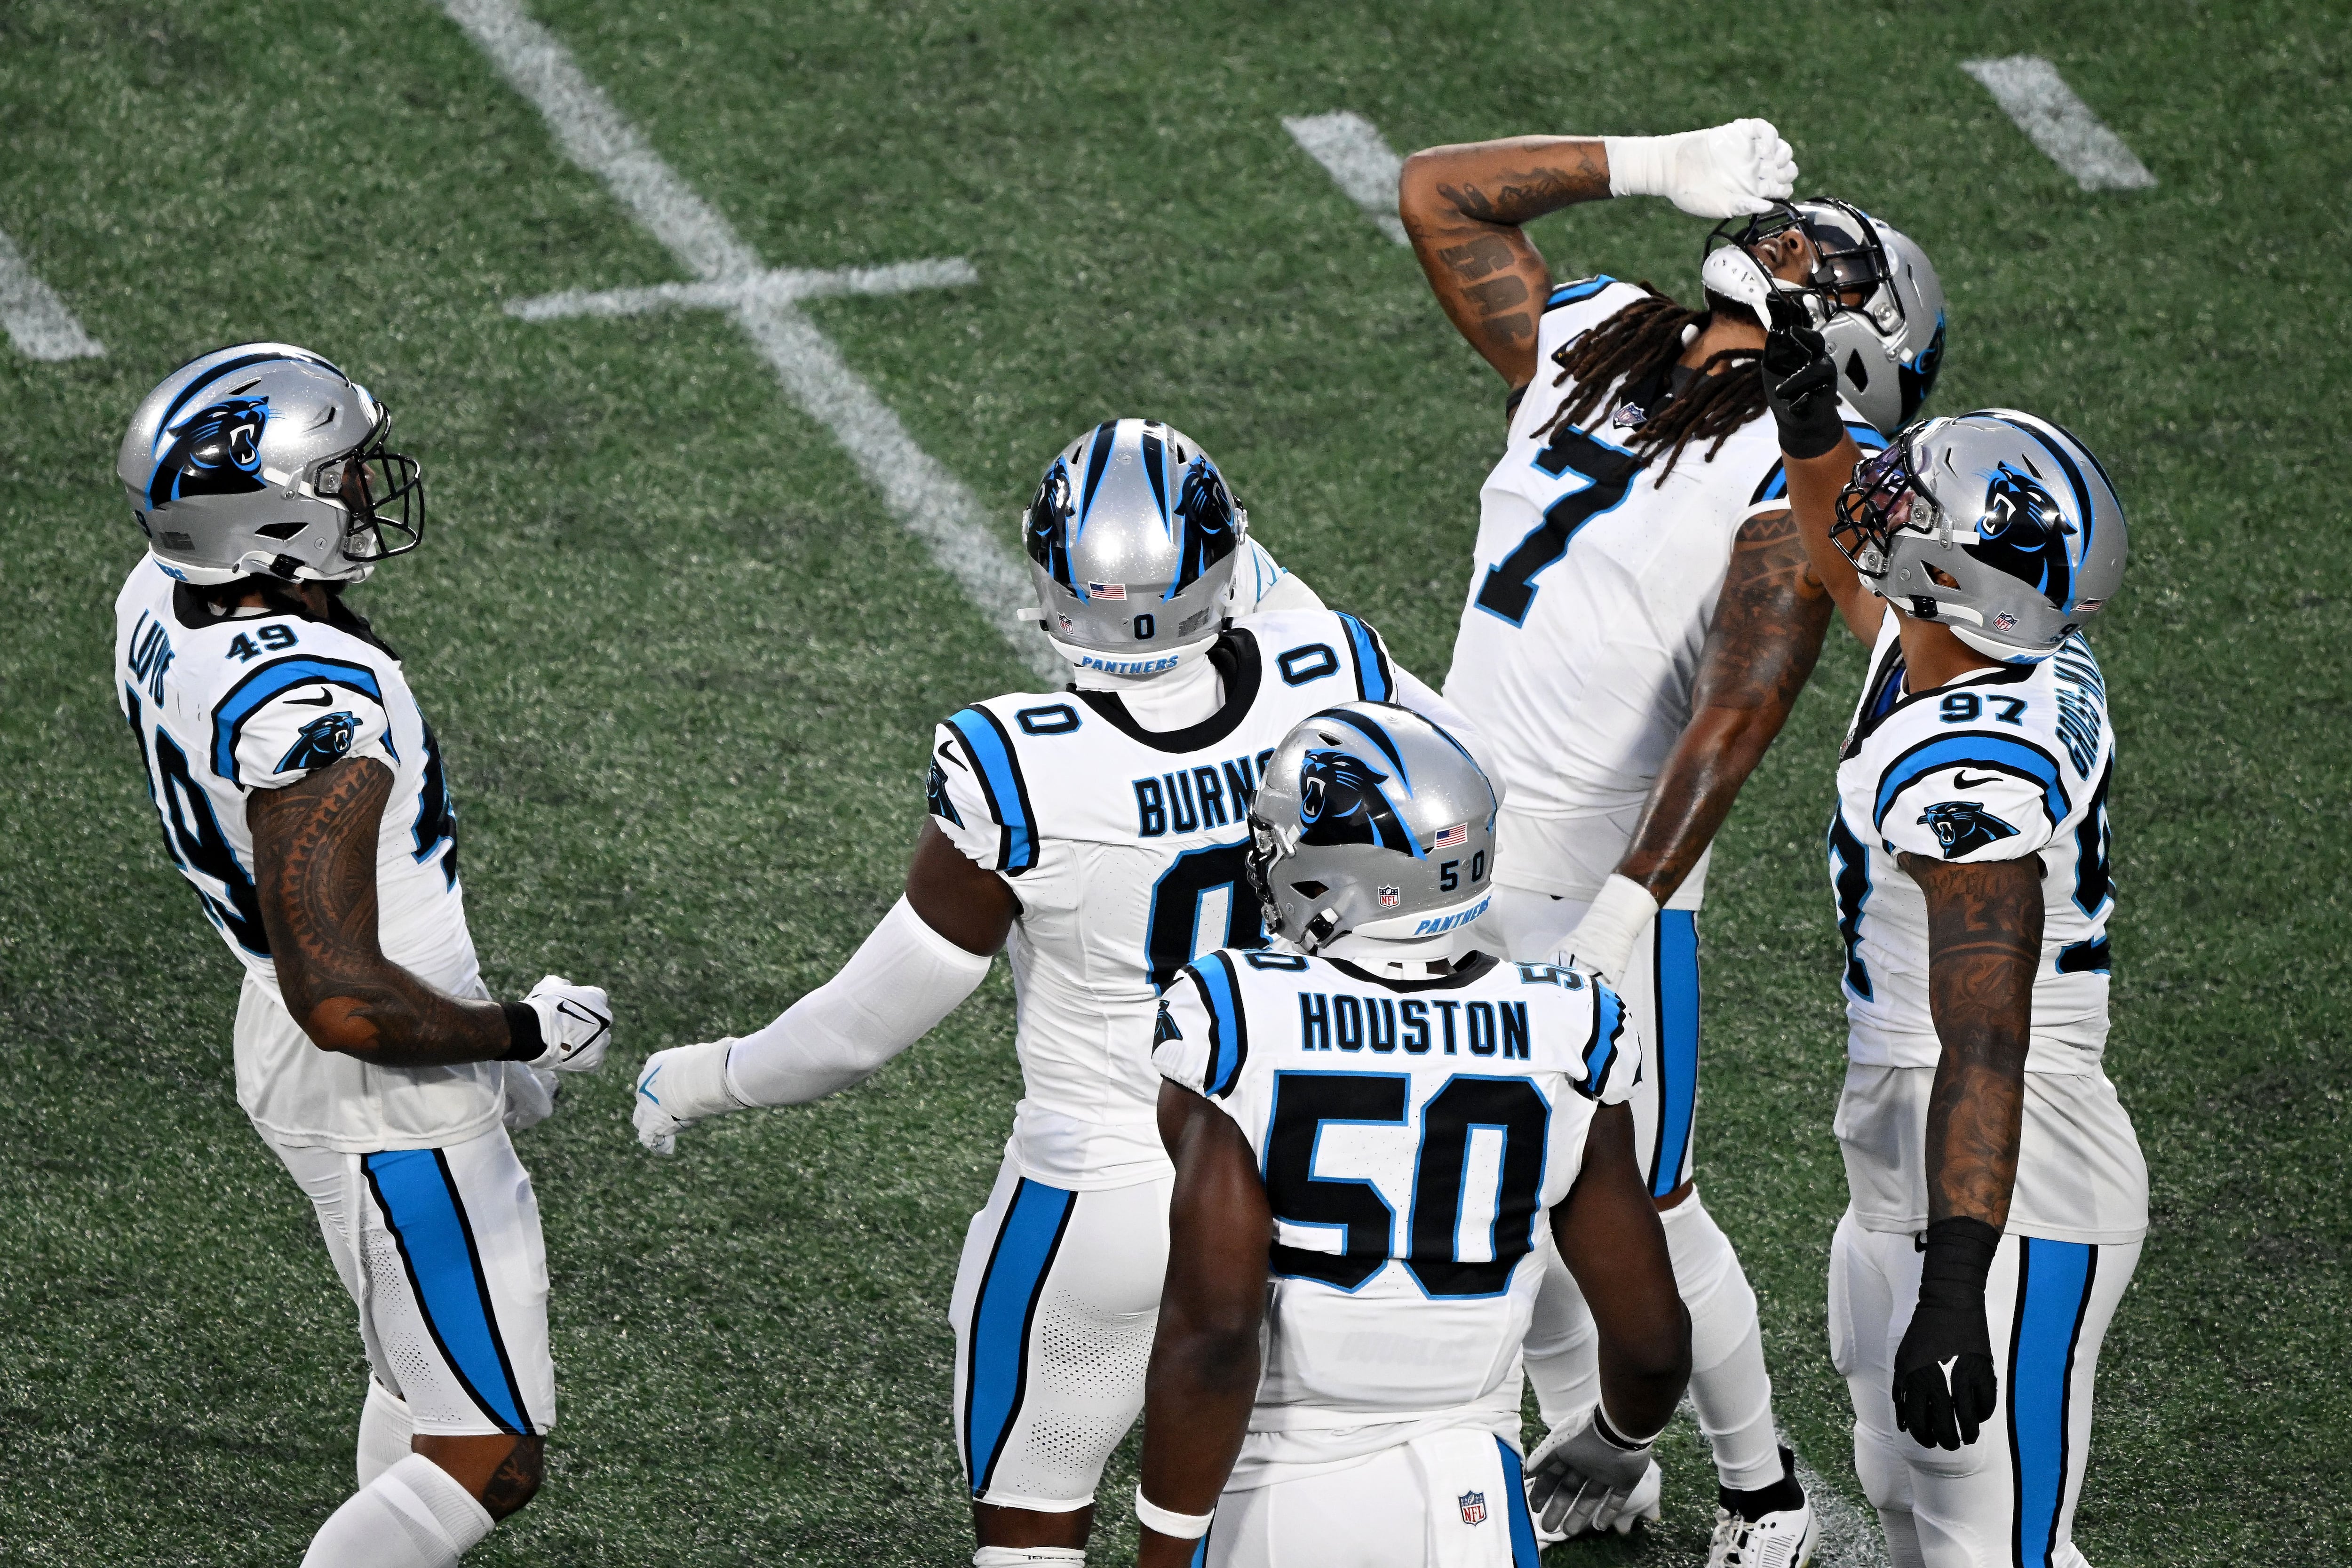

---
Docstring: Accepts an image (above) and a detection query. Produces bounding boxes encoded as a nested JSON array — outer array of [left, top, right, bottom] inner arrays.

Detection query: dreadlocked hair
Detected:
[[1528, 283, 1772, 486]]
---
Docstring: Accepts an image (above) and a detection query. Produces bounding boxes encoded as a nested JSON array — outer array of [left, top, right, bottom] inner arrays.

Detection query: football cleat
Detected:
[[1706, 1492, 1818, 1568]]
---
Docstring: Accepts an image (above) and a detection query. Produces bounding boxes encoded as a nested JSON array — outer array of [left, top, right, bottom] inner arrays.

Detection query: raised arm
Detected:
[[251, 756, 518, 1066], [1889, 852, 2043, 1451], [1134, 1081, 1274, 1568], [1764, 318, 1884, 643], [1400, 122, 1797, 390]]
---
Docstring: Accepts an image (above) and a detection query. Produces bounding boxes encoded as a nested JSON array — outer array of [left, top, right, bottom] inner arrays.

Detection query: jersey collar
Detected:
[[1322, 951, 1501, 992], [1075, 628, 1263, 754]]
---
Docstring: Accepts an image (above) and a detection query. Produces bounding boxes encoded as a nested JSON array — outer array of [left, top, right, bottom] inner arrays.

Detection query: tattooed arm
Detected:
[[1900, 853, 2044, 1227], [1397, 136, 1611, 389], [248, 756, 518, 1066], [1613, 509, 1835, 904]]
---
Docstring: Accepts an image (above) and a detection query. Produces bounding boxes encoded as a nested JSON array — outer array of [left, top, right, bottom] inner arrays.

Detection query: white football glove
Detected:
[[500, 1062, 562, 1131], [1525, 1408, 1664, 1541], [1561, 874, 1659, 984], [633, 1036, 745, 1154], [516, 976, 612, 1074], [1603, 119, 1797, 219]]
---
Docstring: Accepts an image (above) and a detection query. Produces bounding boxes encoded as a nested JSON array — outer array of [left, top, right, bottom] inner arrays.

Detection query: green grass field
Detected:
[[4, 0, 2348, 1562]]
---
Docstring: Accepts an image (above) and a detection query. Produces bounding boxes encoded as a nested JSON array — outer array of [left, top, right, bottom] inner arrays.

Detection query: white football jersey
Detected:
[[1829, 607, 2145, 1242], [928, 609, 1414, 1189], [1444, 276, 1885, 904], [113, 556, 501, 1151], [1154, 947, 1634, 1484]]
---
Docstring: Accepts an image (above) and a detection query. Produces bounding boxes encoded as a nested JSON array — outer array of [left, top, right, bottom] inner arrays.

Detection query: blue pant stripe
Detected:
[[361, 1149, 529, 1434], [1497, 1437, 1540, 1565], [963, 1178, 1076, 1496], [1650, 910, 1701, 1197], [2010, 1238, 2095, 1568], [1188, 1530, 1210, 1568]]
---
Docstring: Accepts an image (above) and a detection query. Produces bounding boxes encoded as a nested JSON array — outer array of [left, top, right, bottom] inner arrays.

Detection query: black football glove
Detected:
[[1891, 1216, 2002, 1450], [1761, 297, 1845, 460]]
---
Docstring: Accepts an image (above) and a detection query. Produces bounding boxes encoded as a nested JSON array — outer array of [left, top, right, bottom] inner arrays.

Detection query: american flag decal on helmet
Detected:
[[1433, 822, 1469, 849], [1087, 582, 1127, 600]]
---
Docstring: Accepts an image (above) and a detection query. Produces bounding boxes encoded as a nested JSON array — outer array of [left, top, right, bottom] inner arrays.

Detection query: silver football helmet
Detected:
[[117, 342, 423, 586], [1021, 418, 1248, 679], [1705, 198, 1947, 431], [1834, 408, 2127, 660], [1246, 702, 1500, 962]]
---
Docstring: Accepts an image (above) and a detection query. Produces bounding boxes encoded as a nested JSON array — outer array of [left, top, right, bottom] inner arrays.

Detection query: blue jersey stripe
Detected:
[[1872, 733, 2070, 832], [962, 1178, 1076, 1496], [946, 707, 1038, 872], [1581, 979, 1626, 1098], [1545, 275, 1616, 311], [1335, 612, 1391, 702], [361, 1150, 531, 1434], [2008, 1238, 2097, 1568], [1498, 1436, 1542, 1565], [1649, 911, 1701, 1197], [1192, 953, 1251, 1098], [210, 656, 388, 784]]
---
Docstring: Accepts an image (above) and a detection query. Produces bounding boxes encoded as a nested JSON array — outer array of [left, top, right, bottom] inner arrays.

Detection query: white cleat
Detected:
[[1527, 1458, 1662, 1547], [1707, 1491, 1818, 1568]]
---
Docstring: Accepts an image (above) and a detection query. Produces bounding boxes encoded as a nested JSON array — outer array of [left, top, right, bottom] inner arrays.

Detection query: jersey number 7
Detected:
[[1475, 425, 1642, 628]]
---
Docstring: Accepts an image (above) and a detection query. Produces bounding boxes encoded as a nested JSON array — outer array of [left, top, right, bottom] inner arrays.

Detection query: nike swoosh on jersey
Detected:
[[1950, 771, 2005, 789], [287, 687, 337, 707]]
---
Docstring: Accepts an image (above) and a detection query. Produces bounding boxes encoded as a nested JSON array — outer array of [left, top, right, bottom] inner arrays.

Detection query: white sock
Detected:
[[1521, 1243, 1601, 1431], [301, 1453, 494, 1568], [1877, 1507, 1926, 1568], [357, 1378, 413, 1488], [973, 1549, 1087, 1565], [1661, 1191, 1782, 1492]]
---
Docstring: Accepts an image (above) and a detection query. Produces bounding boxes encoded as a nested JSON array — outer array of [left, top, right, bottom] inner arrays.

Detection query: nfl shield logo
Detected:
[[1458, 1490, 1487, 1526], [1378, 884, 1402, 908], [1993, 611, 2018, 631]]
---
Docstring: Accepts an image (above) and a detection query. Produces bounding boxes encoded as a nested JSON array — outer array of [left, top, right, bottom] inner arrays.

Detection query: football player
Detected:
[[633, 420, 1478, 1567], [1763, 325, 2144, 1568], [111, 344, 613, 1568], [1397, 122, 1947, 1559], [1134, 702, 1689, 1567]]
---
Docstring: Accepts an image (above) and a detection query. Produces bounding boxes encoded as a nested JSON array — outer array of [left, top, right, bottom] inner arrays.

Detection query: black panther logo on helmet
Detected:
[[1964, 461, 2077, 608], [147, 397, 271, 510], [276, 710, 360, 774], [1168, 454, 1240, 593], [1917, 799, 2019, 859], [1896, 311, 1946, 424], [1297, 749, 1419, 855], [1023, 457, 1078, 590]]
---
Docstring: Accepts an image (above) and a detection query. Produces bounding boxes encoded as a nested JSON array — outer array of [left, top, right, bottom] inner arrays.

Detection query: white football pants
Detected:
[[1206, 1428, 1540, 1568], [270, 1125, 556, 1439], [949, 1153, 1171, 1511], [1830, 1210, 2139, 1568]]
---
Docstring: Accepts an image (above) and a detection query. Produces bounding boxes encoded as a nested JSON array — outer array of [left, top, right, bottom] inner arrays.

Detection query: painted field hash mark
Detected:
[[1283, 111, 1410, 246], [440, 0, 1057, 683], [0, 225, 103, 360], [1962, 56, 2156, 191]]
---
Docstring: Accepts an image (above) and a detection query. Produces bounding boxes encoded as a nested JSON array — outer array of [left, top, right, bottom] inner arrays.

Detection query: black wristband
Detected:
[[1592, 1405, 1658, 1450], [499, 1001, 545, 1062], [1916, 1216, 2002, 1310]]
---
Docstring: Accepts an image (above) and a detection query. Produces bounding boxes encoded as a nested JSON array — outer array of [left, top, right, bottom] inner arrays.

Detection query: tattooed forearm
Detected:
[[1398, 137, 1613, 388], [1901, 852, 2043, 1229], [248, 756, 514, 1067], [1616, 511, 1835, 901]]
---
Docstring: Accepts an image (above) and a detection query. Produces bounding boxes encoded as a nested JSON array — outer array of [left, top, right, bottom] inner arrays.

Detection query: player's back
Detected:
[[1829, 608, 2143, 1242], [112, 556, 497, 1148], [925, 608, 1406, 1188], [1446, 278, 1883, 892], [1154, 946, 1634, 1481]]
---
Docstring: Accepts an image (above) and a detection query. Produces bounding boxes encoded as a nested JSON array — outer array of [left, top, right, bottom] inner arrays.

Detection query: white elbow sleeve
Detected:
[[724, 896, 993, 1106]]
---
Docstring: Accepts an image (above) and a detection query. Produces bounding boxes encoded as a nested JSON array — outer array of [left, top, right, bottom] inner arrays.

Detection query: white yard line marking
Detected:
[[506, 258, 980, 321], [0, 226, 103, 361], [1961, 56, 2156, 191], [1282, 111, 1410, 246], [439, 0, 1055, 682]]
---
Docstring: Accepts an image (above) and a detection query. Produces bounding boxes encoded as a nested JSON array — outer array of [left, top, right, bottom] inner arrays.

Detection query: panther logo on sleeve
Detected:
[[276, 710, 361, 773], [1297, 749, 1420, 855], [1917, 799, 2019, 859]]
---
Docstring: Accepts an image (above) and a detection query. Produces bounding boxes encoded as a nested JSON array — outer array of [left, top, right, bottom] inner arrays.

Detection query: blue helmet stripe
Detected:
[[1139, 424, 1171, 536], [1308, 705, 1413, 795], [946, 707, 1038, 873], [210, 656, 389, 786], [150, 350, 335, 460], [1073, 419, 1120, 548], [1871, 733, 2070, 831]]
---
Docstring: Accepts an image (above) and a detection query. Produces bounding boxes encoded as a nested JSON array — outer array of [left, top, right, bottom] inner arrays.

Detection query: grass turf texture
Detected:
[[1, 0, 2345, 1561]]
